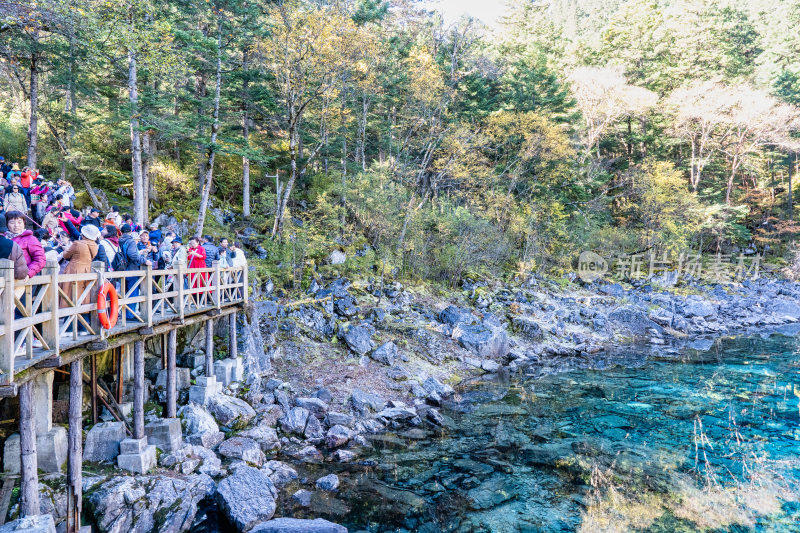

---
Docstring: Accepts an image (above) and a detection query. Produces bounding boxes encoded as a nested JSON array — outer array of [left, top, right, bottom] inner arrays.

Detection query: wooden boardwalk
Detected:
[[0, 259, 247, 388]]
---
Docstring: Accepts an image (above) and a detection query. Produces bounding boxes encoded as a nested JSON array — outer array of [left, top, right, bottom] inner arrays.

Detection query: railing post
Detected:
[[212, 260, 221, 310], [0, 259, 15, 380], [42, 260, 60, 354], [143, 263, 153, 327], [175, 261, 186, 321], [90, 261, 105, 335], [242, 265, 248, 304]]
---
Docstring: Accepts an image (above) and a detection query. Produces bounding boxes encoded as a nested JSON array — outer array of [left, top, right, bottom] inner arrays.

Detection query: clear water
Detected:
[[276, 334, 800, 532]]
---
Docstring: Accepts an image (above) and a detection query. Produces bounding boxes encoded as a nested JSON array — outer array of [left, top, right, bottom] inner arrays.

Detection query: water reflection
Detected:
[[276, 335, 800, 532]]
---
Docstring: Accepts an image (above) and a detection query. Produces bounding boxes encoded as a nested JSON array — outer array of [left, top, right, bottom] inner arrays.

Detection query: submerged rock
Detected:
[[263, 460, 299, 488], [251, 518, 347, 533], [315, 474, 340, 491]]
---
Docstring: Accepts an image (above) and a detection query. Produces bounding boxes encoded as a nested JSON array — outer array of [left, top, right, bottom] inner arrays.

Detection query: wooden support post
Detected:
[[229, 311, 237, 359], [175, 261, 186, 320], [160, 334, 166, 370], [143, 263, 153, 327], [19, 380, 39, 517], [90, 261, 105, 335], [67, 359, 82, 532], [90, 354, 97, 425], [205, 319, 214, 377], [42, 260, 60, 356], [0, 259, 15, 380], [166, 329, 177, 418], [212, 260, 221, 310], [117, 346, 124, 403], [133, 340, 145, 440]]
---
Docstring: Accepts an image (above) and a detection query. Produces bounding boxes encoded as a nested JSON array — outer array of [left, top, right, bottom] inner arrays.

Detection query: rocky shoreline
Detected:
[[65, 273, 800, 532]]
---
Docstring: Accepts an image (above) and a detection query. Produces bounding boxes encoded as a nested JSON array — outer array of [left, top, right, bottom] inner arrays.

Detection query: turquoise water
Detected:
[[280, 334, 800, 532]]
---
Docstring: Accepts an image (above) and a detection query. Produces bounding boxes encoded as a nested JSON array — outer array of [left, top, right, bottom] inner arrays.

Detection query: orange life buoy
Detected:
[[97, 282, 119, 330]]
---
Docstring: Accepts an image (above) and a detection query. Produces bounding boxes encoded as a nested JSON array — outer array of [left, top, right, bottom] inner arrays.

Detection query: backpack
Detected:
[[111, 240, 128, 272]]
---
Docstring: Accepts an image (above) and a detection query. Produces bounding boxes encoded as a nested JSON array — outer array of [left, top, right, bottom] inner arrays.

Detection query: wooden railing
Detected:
[[0, 259, 247, 384]]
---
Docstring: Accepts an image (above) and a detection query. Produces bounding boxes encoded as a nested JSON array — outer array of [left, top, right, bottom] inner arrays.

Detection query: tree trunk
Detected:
[[242, 50, 251, 218], [272, 123, 298, 240], [359, 94, 369, 170], [26, 47, 39, 169], [790, 154, 795, 222], [128, 46, 146, 226], [142, 131, 152, 222], [195, 17, 223, 239], [340, 84, 347, 234]]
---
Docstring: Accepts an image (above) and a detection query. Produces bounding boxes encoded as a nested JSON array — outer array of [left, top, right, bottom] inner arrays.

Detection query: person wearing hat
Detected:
[[0, 157, 10, 178], [105, 205, 122, 227], [169, 236, 187, 267], [84, 207, 103, 229], [60, 224, 105, 330], [148, 222, 162, 245]]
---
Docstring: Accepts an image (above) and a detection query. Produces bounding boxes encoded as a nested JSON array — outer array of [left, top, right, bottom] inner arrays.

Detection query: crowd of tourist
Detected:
[[0, 156, 247, 283]]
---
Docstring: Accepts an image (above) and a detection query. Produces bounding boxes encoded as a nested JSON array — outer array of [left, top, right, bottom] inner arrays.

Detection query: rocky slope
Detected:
[[77, 273, 800, 532]]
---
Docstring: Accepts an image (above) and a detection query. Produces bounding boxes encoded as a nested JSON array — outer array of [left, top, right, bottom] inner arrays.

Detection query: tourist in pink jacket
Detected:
[[5, 211, 46, 278]]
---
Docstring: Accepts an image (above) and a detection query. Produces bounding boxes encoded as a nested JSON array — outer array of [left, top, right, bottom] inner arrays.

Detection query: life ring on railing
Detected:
[[97, 282, 119, 330]]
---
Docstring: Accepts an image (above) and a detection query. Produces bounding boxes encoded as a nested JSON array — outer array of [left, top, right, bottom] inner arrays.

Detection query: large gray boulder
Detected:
[[239, 424, 281, 453], [325, 425, 353, 448], [607, 307, 662, 337], [0, 515, 56, 533], [208, 394, 256, 429], [681, 296, 717, 318], [218, 437, 264, 466], [422, 377, 454, 398], [439, 305, 477, 327], [262, 460, 298, 488], [179, 403, 224, 448], [251, 518, 347, 533], [455, 324, 510, 359], [339, 325, 375, 355], [511, 316, 543, 341], [280, 407, 310, 436], [216, 466, 277, 532], [370, 342, 399, 366], [350, 389, 387, 415], [295, 397, 328, 418], [85, 473, 215, 533]]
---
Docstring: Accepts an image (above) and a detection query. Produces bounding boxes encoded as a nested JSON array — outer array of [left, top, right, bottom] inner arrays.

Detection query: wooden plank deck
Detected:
[[0, 260, 248, 385]]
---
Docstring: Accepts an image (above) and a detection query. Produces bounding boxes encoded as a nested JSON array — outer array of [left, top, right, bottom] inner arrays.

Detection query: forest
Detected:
[[1, 0, 799, 287]]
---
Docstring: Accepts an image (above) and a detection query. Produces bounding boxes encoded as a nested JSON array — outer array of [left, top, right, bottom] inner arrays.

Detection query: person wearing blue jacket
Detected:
[[202, 235, 219, 268], [119, 224, 151, 320]]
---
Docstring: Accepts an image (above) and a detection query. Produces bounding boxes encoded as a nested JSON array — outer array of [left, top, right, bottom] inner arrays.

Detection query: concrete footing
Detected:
[[116, 437, 157, 474], [3, 426, 67, 474], [84, 422, 125, 463], [189, 375, 222, 405], [145, 418, 183, 453], [214, 358, 244, 387]]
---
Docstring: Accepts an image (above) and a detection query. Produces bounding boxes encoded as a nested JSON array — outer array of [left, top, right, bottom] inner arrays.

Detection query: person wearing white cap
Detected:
[[59, 224, 107, 333]]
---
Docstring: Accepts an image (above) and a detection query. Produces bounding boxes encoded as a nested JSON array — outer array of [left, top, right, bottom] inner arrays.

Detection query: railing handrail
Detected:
[[0, 259, 248, 383]]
